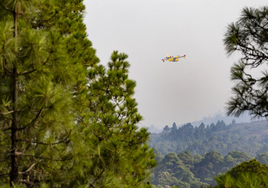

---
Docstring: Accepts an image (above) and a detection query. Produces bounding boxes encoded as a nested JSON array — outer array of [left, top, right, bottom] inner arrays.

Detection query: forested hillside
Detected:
[[150, 120, 268, 156], [150, 120, 268, 187], [151, 150, 268, 188]]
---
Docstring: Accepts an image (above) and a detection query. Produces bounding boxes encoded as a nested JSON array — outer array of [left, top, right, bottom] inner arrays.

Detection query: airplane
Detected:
[[162, 54, 186, 62]]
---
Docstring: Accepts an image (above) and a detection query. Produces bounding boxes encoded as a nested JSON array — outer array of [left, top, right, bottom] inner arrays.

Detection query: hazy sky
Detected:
[[84, 1, 267, 129]]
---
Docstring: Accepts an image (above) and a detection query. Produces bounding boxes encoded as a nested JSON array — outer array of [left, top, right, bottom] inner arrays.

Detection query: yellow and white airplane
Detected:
[[162, 54, 186, 62]]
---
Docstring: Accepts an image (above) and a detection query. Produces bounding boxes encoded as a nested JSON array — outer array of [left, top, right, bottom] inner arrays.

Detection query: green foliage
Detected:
[[0, 0, 98, 186], [150, 120, 268, 187], [151, 150, 256, 187], [70, 51, 156, 188], [224, 6, 268, 118], [177, 150, 193, 168], [214, 159, 268, 188], [0, 0, 155, 187]]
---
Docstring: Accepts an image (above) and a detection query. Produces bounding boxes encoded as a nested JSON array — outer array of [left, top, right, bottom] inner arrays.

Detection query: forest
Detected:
[[0, 0, 268, 188], [151, 149, 268, 188], [150, 120, 268, 187], [150, 120, 268, 157]]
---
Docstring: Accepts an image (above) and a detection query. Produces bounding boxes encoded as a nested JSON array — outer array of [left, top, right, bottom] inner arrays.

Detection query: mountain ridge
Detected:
[[147, 112, 253, 134]]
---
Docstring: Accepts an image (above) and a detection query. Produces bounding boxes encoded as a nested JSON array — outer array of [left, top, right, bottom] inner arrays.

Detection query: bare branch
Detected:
[[0, 126, 11, 131], [0, 110, 14, 115], [18, 179, 35, 187], [19, 163, 36, 174]]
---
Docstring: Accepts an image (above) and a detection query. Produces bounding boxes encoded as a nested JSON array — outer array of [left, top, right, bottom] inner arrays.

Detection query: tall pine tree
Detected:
[[0, 1, 155, 187], [0, 0, 98, 187], [72, 51, 156, 188]]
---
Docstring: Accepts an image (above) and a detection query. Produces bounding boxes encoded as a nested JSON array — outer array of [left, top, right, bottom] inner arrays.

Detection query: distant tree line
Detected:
[[150, 120, 268, 157]]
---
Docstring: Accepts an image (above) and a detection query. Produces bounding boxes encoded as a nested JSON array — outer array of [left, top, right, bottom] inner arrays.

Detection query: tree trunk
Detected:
[[10, 7, 19, 186]]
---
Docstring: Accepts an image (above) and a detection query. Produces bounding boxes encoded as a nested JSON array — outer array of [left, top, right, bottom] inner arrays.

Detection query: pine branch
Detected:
[[18, 163, 36, 174], [19, 46, 53, 76], [16, 135, 70, 146], [17, 107, 43, 131], [88, 168, 105, 188], [0, 173, 9, 178], [18, 179, 35, 187], [3, 62, 13, 76], [17, 153, 72, 161], [19, 68, 37, 76], [0, 126, 11, 131]]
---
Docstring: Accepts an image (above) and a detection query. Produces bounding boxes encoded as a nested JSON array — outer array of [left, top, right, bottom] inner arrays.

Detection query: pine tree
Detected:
[[73, 51, 157, 187], [214, 159, 268, 188], [0, 0, 98, 187], [0, 1, 155, 187], [224, 6, 268, 119]]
